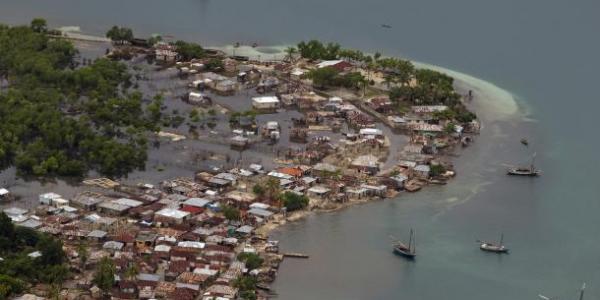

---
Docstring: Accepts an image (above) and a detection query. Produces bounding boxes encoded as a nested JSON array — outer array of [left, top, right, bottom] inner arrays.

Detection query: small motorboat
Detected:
[[393, 229, 416, 259], [381, 24, 392, 29], [520, 138, 529, 146], [478, 233, 509, 254]]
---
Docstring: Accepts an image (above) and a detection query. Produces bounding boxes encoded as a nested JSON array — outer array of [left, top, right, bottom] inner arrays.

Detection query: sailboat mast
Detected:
[[412, 230, 416, 253], [499, 233, 504, 246]]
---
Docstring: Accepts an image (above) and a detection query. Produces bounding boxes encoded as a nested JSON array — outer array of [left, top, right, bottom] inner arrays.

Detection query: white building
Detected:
[[39, 192, 62, 205], [252, 96, 280, 110]]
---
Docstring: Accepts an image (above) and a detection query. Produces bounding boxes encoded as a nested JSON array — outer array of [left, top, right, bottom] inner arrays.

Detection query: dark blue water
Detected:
[[1, 0, 599, 299]]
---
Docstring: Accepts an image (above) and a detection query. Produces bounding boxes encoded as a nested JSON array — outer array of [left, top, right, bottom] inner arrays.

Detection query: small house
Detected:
[[0, 188, 9, 201], [307, 185, 331, 199], [252, 96, 280, 110], [39, 192, 62, 205], [155, 208, 191, 225], [316, 60, 353, 72], [350, 155, 381, 175], [214, 79, 237, 95], [414, 165, 431, 178]]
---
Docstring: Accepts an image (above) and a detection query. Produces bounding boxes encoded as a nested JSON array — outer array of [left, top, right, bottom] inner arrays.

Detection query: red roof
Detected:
[[181, 205, 204, 214], [277, 167, 304, 177]]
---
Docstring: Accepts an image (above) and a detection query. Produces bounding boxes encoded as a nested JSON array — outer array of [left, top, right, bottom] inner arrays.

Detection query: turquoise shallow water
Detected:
[[1, 0, 600, 299]]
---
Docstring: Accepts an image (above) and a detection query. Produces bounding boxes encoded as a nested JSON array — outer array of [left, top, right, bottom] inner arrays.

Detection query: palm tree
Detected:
[[284, 46, 297, 63], [77, 242, 89, 270], [264, 177, 281, 206], [124, 263, 139, 281]]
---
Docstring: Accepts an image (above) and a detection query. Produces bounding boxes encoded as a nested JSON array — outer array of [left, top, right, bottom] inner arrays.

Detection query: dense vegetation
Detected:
[[296, 40, 476, 122], [106, 26, 134, 44], [173, 40, 205, 61], [0, 20, 159, 178], [0, 213, 68, 299], [281, 191, 309, 211], [307, 67, 365, 90]]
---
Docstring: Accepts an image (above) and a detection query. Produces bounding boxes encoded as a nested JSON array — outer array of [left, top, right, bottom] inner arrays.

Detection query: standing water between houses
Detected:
[[1, 0, 600, 299]]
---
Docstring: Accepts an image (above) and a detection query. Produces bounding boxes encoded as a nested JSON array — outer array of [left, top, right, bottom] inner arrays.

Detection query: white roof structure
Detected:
[[155, 208, 190, 219], [316, 60, 344, 69], [290, 68, 305, 76], [359, 128, 383, 136], [411, 105, 449, 113], [267, 171, 293, 180], [113, 198, 144, 207], [414, 165, 431, 172], [249, 202, 270, 210], [28, 251, 42, 258], [3, 207, 27, 216], [154, 244, 172, 252], [103, 241, 124, 251], [252, 96, 280, 104], [183, 197, 211, 208], [0, 188, 8, 196], [189, 91, 205, 100], [351, 154, 380, 168], [248, 208, 274, 218], [308, 185, 331, 194], [177, 241, 205, 249]]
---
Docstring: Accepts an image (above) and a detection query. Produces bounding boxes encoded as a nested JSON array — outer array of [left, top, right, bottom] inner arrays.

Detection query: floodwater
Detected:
[[1, 0, 600, 299]]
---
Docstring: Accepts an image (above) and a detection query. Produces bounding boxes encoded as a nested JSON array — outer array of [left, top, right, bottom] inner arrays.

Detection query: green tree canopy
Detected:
[[174, 40, 205, 61], [0, 22, 160, 178], [281, 191, 309, 211], [93, 257, 116, 294], [30, 18, 47, 33], [237, 253, 264, 270], [106, 26, 134, 44]]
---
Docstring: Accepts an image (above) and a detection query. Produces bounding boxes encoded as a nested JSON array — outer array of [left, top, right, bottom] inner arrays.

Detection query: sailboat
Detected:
[[508, 152, 541, 176], [393, 229, 416, 259], [478, 233, 509, 253]]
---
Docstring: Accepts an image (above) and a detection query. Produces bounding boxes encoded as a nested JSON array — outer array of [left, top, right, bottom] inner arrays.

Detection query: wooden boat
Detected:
[[478, 233, 509, 253], [393, 229, 416, 259], [507, 152, 541, 176]]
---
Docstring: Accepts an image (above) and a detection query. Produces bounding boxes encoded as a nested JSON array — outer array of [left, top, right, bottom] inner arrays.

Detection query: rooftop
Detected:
[[156, 208, 190, 219]]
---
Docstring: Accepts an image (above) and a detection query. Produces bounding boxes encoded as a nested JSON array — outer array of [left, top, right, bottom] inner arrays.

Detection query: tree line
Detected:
[[0, 20, 161, 178], [0, 212, 68, 298], [293, 40, 476, 122]]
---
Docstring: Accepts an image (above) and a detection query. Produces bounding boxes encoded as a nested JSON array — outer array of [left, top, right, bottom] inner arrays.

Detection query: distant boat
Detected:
[[478, 233, 509, 254], [393, 229, 416, 259], [521, 138, 529, 146], [507, 152, 541, 176], [381, 24, 392, 29]]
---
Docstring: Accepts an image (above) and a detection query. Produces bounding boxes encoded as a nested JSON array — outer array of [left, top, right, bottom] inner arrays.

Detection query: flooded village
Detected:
[[0, 33, 480, 300]]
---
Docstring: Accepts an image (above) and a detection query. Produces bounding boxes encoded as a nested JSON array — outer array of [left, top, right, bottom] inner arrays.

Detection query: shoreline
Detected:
[[253, 66, 521, 237], [1, 25, 525, 299]]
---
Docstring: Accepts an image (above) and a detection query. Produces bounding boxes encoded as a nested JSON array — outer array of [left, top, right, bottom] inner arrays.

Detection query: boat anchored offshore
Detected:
[[478, 233, 509, 253], [508, 152, 541, 176], [393, 229, 416, 259]]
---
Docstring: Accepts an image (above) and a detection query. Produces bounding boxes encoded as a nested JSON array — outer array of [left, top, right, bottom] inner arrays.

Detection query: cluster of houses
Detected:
[[0, 39, 480, 299], [0, 146, 443, 299]]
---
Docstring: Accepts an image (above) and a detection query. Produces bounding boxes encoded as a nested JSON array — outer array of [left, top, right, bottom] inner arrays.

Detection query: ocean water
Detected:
[[1, 0, 600, 299]]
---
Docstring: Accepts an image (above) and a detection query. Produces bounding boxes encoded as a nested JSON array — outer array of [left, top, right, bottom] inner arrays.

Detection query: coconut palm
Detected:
[[284, 46, 298, 62]]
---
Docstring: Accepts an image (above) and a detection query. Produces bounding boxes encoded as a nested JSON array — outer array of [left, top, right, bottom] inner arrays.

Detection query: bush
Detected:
[[237, 253, 263, 270], [281, 192, 309, 211], [430, 164, 446, 177]]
